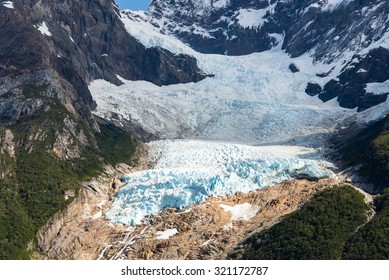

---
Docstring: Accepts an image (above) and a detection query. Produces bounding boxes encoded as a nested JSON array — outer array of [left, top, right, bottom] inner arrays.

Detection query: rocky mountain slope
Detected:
[[146, 0, 389, 111], [36, 173, 336, 260]]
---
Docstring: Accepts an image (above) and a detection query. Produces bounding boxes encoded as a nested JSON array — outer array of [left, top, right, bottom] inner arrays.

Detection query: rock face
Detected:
[[319, 47, 389, 111], [0, 0, 207, 108], [148, 0, 389, 59], [0, 0, 209, 166], [305, 82, 322, 97]]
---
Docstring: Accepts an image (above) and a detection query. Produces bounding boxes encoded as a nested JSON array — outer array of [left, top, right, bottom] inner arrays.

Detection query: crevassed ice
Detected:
[[105, 140, 335, 226]]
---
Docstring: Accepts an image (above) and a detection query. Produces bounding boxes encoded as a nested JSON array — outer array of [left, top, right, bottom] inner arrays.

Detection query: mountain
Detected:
[[1, 0, 389, 260], [146, 0, 389, 111]]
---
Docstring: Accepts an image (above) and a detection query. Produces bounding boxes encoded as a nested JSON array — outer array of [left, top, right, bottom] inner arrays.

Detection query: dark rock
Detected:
[[319, 80, 342, 102], [337, 81, 366, 109], [289, 63, 300, 73], [358, 93, 389, 112], [305, 82, 322, 96], [320, 47, 389, 110]]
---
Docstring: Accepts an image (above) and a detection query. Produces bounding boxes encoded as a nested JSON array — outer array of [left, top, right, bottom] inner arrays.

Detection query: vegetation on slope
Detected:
[[0, 96, 137, 259], [344, 189, 389, 259], [236, 185, 368, 260], [337, 115, 389, 193]]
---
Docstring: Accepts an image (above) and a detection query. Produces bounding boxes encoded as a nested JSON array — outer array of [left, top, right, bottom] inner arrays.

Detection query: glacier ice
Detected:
[[90, 11, 353, 145], [105, 140, 335, 226]]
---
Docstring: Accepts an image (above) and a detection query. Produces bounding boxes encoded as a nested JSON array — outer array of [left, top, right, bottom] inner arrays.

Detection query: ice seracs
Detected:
[[105, 140, 335, 226]]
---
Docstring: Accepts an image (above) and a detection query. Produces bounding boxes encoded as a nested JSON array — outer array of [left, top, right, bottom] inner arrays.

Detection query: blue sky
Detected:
[[115, 0, 150, 11]]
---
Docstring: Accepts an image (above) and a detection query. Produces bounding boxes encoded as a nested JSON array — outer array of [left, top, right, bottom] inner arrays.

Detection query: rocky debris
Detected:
[[100, 179, 335, 260], [37, 150, 148, 260], [0, 129, 15, 158], [38, 174, 335, 260]]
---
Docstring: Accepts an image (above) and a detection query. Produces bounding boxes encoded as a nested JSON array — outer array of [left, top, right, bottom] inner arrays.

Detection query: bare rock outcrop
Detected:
[[37, 161, 147, 259]]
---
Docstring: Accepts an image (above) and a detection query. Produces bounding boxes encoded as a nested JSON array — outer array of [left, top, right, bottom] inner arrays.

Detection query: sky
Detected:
[[115, 0, 150, 11]]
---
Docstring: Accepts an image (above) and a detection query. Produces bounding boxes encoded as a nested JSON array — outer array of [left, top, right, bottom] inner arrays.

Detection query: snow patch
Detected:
[[1, 1, 13, 9], [236, 9, 268, 29], [213, 0, 229, 9], [91, 211, 102, 220], [365, 80, 389, 95], [357, 68, 368, 73], [155, 228, 178, 240], [220, 203, 259, 221], [322, 0, 353, 11], [34, 22, 52, 37]]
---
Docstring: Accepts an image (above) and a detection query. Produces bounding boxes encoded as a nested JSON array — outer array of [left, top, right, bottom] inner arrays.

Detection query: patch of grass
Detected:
[[237, 185, 368, 260]]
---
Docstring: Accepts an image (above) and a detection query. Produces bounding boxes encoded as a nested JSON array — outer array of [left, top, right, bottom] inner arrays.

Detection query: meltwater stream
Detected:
[[105, 140, 335, 226]]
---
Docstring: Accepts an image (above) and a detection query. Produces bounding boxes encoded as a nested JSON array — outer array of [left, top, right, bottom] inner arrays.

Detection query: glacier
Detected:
[[105, 140, 335, 226], [96, 8, 389, 227], [89, 10, 356, 145]]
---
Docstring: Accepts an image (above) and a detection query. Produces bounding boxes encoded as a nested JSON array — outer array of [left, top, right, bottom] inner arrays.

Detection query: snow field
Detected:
[[90, 40, 350, 144]]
